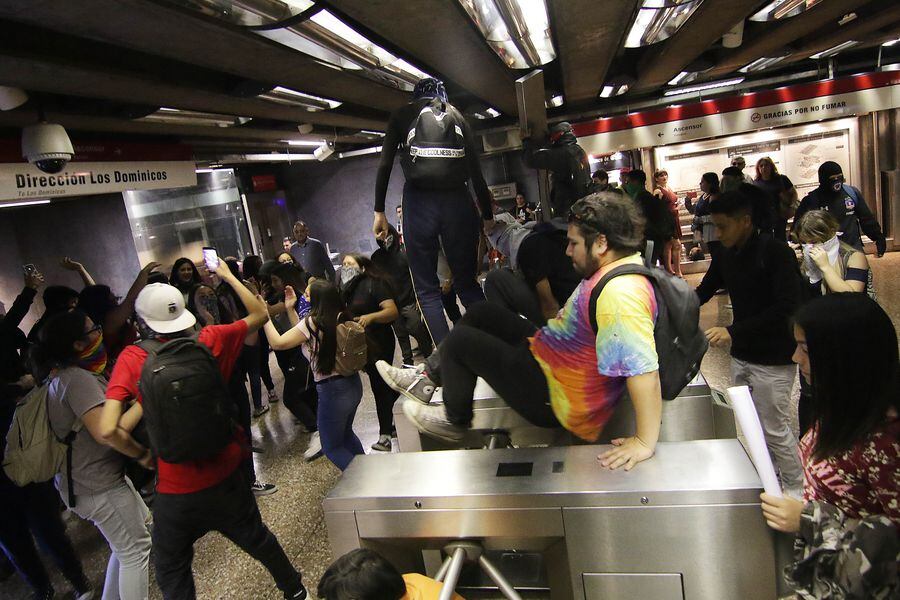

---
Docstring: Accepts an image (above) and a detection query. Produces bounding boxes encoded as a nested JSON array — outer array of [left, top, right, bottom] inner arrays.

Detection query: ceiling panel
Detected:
[[0, 0, 409, 112], [327, 0, 519, 115], [549, 0, 639, 104], [779, 5, 900, 66]]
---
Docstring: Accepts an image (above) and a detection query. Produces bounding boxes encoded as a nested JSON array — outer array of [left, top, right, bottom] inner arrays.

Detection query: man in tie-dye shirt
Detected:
[[379, 194, 663, 470]]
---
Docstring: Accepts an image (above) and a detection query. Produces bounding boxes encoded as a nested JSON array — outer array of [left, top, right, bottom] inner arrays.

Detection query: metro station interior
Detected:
[[0, 1, 898, 599]]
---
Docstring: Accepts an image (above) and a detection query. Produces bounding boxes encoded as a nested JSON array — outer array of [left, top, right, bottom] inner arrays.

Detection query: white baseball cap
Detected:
[[135, 283, 196, 334]]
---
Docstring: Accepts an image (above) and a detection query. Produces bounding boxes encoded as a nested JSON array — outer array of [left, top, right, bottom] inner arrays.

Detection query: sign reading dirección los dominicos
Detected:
[[0, 161, 197, 202]]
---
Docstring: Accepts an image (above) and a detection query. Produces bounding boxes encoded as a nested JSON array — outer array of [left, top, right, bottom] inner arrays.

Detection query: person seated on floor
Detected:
[[760, 293, 898, 598], [318, 549, 464, 600], [378, 193, 662, 470], [483, 213, 580, 326]]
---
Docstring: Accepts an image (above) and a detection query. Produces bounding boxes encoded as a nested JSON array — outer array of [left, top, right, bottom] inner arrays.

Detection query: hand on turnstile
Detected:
[[598, 436, 654, 471], [760, 492, 804, 533]]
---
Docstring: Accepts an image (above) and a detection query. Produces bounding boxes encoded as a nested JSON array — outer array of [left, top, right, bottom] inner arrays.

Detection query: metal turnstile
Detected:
[[394, 373, 737, 452], [325, 439, 793, 600]]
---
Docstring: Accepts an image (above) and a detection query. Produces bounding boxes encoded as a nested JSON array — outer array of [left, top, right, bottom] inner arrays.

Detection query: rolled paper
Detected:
[[727, 385, 783, 498]]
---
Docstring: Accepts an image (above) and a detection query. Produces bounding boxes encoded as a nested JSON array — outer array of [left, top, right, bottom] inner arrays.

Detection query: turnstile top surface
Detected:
[[325, 440, 761, 511]]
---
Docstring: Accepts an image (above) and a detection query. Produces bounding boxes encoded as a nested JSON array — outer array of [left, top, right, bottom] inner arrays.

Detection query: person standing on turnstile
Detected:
[[372, 78, 494, 346]]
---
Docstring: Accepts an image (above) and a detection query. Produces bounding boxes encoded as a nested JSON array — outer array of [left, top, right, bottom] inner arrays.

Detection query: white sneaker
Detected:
[[303, 431, 322, 461], [251, 480, 278, 496], [401, 399, 465, 443], [376, 360, 436, 404]]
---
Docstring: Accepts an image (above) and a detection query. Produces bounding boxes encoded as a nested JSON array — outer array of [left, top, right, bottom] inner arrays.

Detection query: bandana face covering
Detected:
[[296, 293, 311, 318], [77, 332, 108, 375], [340, 266, 360, 286], [801, 235, 841, 284]]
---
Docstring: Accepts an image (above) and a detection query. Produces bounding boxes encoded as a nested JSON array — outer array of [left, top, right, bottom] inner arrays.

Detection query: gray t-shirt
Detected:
[[47, 367, 124, 496]]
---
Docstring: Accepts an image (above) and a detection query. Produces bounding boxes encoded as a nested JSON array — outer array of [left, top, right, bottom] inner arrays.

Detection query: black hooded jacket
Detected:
[[523, 132, 592, 217], [370, 225, 415, 308], [795, 186, 886, 255]]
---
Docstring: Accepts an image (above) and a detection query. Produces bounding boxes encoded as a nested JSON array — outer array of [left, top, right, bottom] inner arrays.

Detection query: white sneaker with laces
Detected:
[[251, 480, 278, 496], [401, 399, 465, 443], [303, 431, 322, 461]]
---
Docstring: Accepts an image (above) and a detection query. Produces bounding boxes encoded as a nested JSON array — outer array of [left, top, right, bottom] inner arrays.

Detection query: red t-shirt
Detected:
[[106, 321, 249, 494]]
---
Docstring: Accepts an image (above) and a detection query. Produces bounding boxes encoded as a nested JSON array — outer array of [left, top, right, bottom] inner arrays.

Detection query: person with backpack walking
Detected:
[[378, 194, 665, 471], [98, 261, 307, 600], [793, 161, 887, 257], [371, 77, 493, 346], [1, 269, 94, 600], [32, 310, 152, 600], [263, 280, 366, 471], [695, 186, 805, 493], [338, 254, 399, 453]]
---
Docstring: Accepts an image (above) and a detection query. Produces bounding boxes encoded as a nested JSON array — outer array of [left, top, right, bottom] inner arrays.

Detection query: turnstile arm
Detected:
[[478, 554, 524, 600], [438, 546, 467, 600]]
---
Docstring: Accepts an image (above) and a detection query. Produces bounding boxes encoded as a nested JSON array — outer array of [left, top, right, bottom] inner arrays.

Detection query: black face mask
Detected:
[[823, 175, 844, 194]]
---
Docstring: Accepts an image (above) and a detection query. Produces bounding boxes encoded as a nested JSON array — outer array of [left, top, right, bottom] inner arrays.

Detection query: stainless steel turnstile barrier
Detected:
[[394, 372, 737, 452], [325, 440, 793, 600]]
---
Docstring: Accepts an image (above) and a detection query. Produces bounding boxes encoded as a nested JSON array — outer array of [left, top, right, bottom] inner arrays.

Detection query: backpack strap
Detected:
[[588, 264, 653, 333]]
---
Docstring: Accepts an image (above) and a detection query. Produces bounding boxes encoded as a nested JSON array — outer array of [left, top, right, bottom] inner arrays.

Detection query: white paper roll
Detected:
[[727, 385, 783, 497]]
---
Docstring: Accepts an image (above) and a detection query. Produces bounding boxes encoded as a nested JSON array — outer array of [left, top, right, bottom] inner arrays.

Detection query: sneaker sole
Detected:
[[252, 487, 278, 496], [401, 402, 464, 444], [303, 451, 323, 462], [377, 362, 432, 405], [370, 444, 391, 452]]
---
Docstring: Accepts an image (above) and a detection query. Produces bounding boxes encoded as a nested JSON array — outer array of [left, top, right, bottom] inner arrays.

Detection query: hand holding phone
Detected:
[[202, 247, 219, 272]]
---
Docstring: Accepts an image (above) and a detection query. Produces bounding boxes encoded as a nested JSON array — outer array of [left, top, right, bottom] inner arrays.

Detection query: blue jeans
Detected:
[[402, 182, 485, 344], [316, 374, 364, 471]]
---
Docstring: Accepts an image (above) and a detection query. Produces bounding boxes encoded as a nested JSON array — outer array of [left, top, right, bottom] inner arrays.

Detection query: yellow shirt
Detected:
[[402, 573, 465, 600]]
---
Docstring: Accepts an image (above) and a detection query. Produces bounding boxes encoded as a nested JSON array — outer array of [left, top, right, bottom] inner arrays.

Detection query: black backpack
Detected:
[[589, 264, 708, 400], [400, 98, 469, 188], [137, 337, 235, 463]]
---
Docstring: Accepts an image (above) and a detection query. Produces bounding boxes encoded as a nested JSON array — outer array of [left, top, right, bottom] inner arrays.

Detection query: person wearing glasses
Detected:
[[793, 161, 887, 257], [378, 194, 662, 471]]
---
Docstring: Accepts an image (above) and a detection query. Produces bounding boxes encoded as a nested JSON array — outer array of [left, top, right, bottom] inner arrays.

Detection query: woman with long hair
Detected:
[[685, 172, 721, 257], [169, 257, 202, 303], [794, 210, 874, 297], [652, 169, 683, 277], [240, 255, 279, 407], [264, 280, 365, 470], [760, 294, 898, 598], [36, 310, 152, 600], [339, 253, 399, 452], [752, 156, 797, 241]]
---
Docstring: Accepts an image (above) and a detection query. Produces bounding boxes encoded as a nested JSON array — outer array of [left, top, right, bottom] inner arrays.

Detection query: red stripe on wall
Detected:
[[572, 71, 900, 137]]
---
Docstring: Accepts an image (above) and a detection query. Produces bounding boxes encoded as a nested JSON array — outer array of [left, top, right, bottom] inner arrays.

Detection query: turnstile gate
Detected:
[[325, 440, 793, 600], [393, 373, 737, 452]]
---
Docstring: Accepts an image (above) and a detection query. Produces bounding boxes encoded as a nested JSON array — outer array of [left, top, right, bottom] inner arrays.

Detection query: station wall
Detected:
[[0, 193, 141, 331]]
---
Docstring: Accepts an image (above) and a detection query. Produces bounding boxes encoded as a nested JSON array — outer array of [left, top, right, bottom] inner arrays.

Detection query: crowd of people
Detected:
[[0, 75, 896, 600]]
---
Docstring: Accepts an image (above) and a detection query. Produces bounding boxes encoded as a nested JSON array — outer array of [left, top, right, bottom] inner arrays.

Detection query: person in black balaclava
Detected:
[[372, 77, 493, 345], [522, 121, 592, 218], [793, 161, 886, 256]]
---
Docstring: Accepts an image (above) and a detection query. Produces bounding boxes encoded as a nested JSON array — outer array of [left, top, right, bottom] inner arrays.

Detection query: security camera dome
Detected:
[[22, 122, 74, 174]]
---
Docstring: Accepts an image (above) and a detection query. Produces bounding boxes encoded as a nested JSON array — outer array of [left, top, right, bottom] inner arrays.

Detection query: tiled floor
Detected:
[[3, 253, 898, 599]]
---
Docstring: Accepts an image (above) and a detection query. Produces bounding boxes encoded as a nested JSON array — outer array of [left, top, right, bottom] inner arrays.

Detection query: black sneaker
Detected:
[[285, 584, 308, 600], [251, 481, 278, 496]]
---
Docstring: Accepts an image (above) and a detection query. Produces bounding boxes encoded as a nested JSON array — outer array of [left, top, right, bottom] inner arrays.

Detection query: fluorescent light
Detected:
[[739, 55, 788, 73], [599, 85, 615, 98], [668, 71, 691, 86], [457, 0, 556, 68], [750, 0, 823, 21], [1, 199, 51, 208], [547, 94, 564, 108], [285, 139, 327, 147], [615, 84, 629, 96], [360, 130, 386, 137], [472, 107, 501, 119], [810, 40, 859, 59], [626, 0, 702, 48], [883, 38, 900, 47], [259, 86, 342, 111], [663, 77, 745, 96], [486, 108, 501, 117], [142, 108, 250, 127], [195, 168, 213, 174], [222, 153, 318, 163], [338, 146, 383, 159]]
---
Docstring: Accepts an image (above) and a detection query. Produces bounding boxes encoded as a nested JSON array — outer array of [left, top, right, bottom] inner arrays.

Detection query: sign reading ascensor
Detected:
[[0, 161, 197, 202]]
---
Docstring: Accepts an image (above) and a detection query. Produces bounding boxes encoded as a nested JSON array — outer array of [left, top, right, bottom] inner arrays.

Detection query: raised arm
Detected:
[[60, 257, 96, 287], [103, 262, 161, 345], [215, 260, 268, 333]]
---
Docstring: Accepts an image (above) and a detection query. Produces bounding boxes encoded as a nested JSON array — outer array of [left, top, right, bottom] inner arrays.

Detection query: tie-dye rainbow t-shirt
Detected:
[[529, 254, 658, 441]]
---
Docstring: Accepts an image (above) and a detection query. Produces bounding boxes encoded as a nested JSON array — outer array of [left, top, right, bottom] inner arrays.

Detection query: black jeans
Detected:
[[0, 479, 88, 596], [274, 348, 318, 432], [258, 331, 276, 392], [402, 182, 484, 345], [483, 268, 545, 326], [392, 304, 433, 364], [152, 469, 302, 599], [365, 334, 397, 436], [228, 351, 256, 483], [427, 303, 557, 428]]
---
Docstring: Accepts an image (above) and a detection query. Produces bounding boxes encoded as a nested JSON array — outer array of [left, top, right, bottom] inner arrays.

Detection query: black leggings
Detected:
[[364, 335, 397, 436], [274, 348, 318, 431], [228, 351, 256, 483], [429, 303, 557, 428]]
